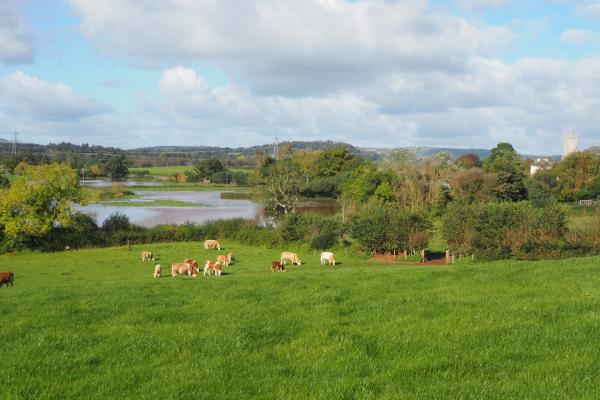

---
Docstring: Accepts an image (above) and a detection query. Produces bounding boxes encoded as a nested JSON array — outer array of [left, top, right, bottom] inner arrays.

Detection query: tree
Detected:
[[189, 158, 225, 182], [0, 163, 81, 241], [553, 151, 600, 201], [450, 167, 496, 203], [343, 162, 396, 204], [313, 146, 357, 178], [258, 160, 304, 219], [102, 155, 130, 180], [455, 153, 482, 169], [483, 143, 527, 201], [526, 170, 558, 207]]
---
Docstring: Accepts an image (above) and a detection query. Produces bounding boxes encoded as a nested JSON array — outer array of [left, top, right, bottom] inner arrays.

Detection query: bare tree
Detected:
[[259, 160, 304, 219]]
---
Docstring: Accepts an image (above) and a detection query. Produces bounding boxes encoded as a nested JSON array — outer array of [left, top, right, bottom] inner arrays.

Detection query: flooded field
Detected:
[[77, 181, 340, 227], [77, 191, 260, 227]]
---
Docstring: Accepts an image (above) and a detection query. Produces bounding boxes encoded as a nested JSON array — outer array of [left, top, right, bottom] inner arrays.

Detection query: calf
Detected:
[[320, 252, 336, 266], [153, 264, 161, 278], [204, 240, 221, 251], [171, 262, 195, 278], [204, 261, 222, 276], [142, 251, 154, 262], [271, 261, 285, 272], [0, 271, 14, 287]]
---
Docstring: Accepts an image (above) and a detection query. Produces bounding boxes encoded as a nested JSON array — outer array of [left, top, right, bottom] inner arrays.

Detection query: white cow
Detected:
[[320, 252, 336, 266]]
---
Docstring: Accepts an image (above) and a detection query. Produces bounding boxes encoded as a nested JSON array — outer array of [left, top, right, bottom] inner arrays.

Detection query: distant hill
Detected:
[[0, 138, 8, 143], [360, 146, 560, 161]]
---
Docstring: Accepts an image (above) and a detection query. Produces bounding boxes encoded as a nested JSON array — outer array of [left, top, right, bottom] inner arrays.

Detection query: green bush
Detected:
[[442, 201, 569, 260], [349, 202, 430, 254], [310, 231, 337, 250], [102, 212, 131, 232]]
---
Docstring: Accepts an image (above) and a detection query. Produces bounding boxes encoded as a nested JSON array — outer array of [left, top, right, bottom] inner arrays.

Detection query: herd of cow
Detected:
[[143, 239, 337, 278], [0, 240, 338, 288]]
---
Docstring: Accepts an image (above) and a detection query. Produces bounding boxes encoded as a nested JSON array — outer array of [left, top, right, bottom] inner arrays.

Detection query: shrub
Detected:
[[310, 231, 337, 250], [349, 202, 430, 254], [102, 212, 131, 232], [442, 201, 569, 260]]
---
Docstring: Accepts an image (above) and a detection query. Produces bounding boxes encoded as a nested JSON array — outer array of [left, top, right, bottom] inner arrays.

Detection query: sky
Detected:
[[0, 0, 599, 154]]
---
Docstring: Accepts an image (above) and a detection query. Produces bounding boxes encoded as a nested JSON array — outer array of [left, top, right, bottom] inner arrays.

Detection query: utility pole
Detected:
[[273, 136, 279, 160], [12, 131, 19, 155]]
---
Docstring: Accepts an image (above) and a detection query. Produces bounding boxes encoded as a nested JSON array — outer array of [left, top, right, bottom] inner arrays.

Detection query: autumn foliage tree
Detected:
[[0, 163, 81, 242]]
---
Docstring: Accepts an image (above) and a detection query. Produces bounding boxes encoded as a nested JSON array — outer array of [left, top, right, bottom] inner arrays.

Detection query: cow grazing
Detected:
[[320, 252, 336, 266], [281, 252, 301, 266], [204, 261, 222, 276], [271, 261, 285, 272], [183, 259, 199, 271], [0, 271, 14, 287], [204, 240, 221, 250], [171, 262, 195, 278], [142, 251, 154, 262], [153, 264, 161, 278], [217, 255, 229, 267], [227, 253, 234, 265]]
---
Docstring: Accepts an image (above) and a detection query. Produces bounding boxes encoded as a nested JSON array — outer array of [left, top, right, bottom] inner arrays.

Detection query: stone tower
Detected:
[[563, 131, 578, 160]]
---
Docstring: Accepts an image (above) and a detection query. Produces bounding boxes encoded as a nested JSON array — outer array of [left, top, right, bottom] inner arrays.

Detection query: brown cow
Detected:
[[171, 262, 196, 278], [204, 240, 221, 250], [204, 260, 222, 276], [142, 251, 154, 262], [271, 261, 285, 272], [281, 252, 301, 266], [0, 271, 14, 287]]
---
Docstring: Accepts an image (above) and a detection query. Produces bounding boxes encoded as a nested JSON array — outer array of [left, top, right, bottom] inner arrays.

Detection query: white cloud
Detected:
[[456, 0, 507, 11], [560, 28, 597, 44], [576, 2, 600, 19], [68, 0, 512, 95], [0, 1, 34, 64], [0, 71, 107, 120]]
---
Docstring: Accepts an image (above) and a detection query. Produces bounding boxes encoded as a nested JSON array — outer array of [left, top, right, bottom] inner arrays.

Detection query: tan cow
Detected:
[[204, 261, 222, 276], [153, 264, 161, 278], [281, 252, 301, 266], [171, 262, 196, 278], [142, 251, 154, 262], [320, 252, 336, 266], [227, 253, 234, 265], [217, 255, 229, 267], [204, 240, 221, 250]]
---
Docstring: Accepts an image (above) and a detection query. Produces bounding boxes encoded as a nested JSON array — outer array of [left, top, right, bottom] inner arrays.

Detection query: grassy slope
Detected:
[[2, 243, 600, 399]]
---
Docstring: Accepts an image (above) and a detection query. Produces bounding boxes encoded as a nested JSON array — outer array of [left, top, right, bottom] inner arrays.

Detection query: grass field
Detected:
[[2, 243, 600, 399], [130, 165, 192, 176], [129, 166, 253, 177]]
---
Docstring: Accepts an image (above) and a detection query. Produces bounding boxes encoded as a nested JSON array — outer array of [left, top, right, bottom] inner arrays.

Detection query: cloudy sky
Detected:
[[0, 0, 599, 153]]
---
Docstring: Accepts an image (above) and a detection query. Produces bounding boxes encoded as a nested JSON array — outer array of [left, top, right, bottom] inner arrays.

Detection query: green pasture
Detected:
[[2, 243, 600, 399], [130, 165, 192, 176], [129, 166, 252, 177]]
